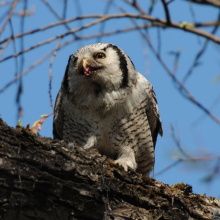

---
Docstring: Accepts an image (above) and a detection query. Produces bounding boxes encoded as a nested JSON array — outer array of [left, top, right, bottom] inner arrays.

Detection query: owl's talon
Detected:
[[114, 158, 136, 172]]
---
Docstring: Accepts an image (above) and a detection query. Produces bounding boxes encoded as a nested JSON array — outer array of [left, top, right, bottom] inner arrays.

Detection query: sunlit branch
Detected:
[[0, 24, 151, 63], [0, 39, 74, 93], [1, 13, 220, 46], [0, 0, 17, 37]]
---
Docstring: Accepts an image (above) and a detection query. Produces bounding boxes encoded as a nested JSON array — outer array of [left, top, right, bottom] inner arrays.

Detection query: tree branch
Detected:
[[161, 0, 172, 25], [1, 13, 220, 46], [0, 0, 17, 37], [0, 119, 219, 220], [144, 31, 220, 125], [185, 0, 220, 7]]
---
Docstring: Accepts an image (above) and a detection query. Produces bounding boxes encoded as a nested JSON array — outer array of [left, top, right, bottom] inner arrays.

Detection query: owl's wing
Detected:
[[137, 73, 163, 147], [53, 58, 71, 140], [147, 88, 163, 145], [53, 88, 64, 140]]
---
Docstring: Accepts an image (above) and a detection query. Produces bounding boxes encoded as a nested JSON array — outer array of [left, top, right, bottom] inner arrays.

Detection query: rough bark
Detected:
[[0, 118, 219, 220]]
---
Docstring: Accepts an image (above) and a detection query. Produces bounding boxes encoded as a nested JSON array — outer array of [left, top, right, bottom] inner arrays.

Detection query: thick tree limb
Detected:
[[0, 118, 220, 219]]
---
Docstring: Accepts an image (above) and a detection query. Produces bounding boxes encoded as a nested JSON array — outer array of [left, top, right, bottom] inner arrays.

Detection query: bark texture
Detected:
[[0, 118, 219, 220]]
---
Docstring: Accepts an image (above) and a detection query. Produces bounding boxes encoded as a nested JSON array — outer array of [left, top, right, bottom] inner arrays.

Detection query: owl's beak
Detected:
[[82, 59, 88, 69], [82, 59, 100, 76]]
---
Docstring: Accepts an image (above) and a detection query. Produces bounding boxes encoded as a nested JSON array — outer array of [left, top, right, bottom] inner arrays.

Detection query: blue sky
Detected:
[[0, 0, 220, 197]]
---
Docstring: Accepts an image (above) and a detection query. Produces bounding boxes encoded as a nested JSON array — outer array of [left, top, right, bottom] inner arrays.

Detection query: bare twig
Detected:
[[124, 0, 146, 14], [155, 155, 220, 176], [63, 0, 68, 19], [9, 19, 18, 77], [48, 38, 62, 110], [97, 0, 114, 43], [144, 31, 220, 125], [203, 158, 220, 182], [157, 27, 161, 56], [41, 0, 78, 39], [189, 2, 201, 44], [170, 124, 193, 159], [155, 161, 181, 176], [183, 13, 220, 83], [0, 23, 151, 63], [16, 0, 27, 119], [0, 0, 17, 37], [0, 39, 74, 94], [191, 91, 220, 127], [0, 8, 10, 24], [148, 0, 157, 15], [19, 0, 27, 73], [0, 0, 24, 7], [168, 48, 182, 74], [172, 155, 220, 162], [161, 0, 171, 25], [118, 8, 220, 126], [1, 13, 220, 46], [0, 38, 11, 57]]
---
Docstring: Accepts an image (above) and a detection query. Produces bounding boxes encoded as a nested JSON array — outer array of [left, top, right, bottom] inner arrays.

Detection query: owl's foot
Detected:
[[114, 158, 137, 172], [114, 146, 137, 172], [67, 141, 77, 151]]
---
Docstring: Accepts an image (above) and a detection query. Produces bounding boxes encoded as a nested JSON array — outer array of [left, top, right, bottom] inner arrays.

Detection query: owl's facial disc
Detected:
[[82, 59, 101, 76]]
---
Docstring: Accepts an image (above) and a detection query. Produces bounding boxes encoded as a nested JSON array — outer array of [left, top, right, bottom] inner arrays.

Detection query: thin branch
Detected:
[[144, 31, 220, 125], [97, 0, 114, 43], [0, 24, 153, 93], [63, 0, 68, 19], [203, 158, 220, 182], [0, 8, 10, 24], [115, 8, 220, 126], [0, 0, 17, 37], [155, 154, 220, 176], [0, 39, 11, 57], [41, 0, 78, 39], [0, 23, 152, 63], [170, 124, 193, 159], [172, 155, 220, 162], [183, 13, 220, 83], [155, 161, 181, 176], [0, 39, 74, 94], [189, 1, 201, 44], [123, 0, 146, 14], [19, 0, 27, 73], [157, 27, 161, 56], [161, 0, 171, 25], [0, 0, 24, 7], [1, 13, 220, 46], [190, 91, 220, 127], [16, 0, 28, 119], [148, 0, 157, 15], [48, 38, 62, 110]]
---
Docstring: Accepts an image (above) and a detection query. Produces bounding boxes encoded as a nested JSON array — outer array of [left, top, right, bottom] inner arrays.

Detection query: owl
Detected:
[[53, 43, 163, 176]]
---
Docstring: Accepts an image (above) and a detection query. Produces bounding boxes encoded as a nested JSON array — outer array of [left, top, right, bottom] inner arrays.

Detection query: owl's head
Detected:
[[64, 43, 137, 97]]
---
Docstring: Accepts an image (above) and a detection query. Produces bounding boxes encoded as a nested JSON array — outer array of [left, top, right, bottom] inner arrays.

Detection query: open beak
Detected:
[[82, 59, 100, 76]]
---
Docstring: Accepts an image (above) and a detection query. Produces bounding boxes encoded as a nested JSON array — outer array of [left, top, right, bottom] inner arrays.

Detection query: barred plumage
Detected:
[[53, 43, 163, 176]]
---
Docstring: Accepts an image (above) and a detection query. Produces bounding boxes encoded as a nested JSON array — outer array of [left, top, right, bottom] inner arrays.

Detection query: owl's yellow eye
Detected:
[[95, 53, 106, 59]]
